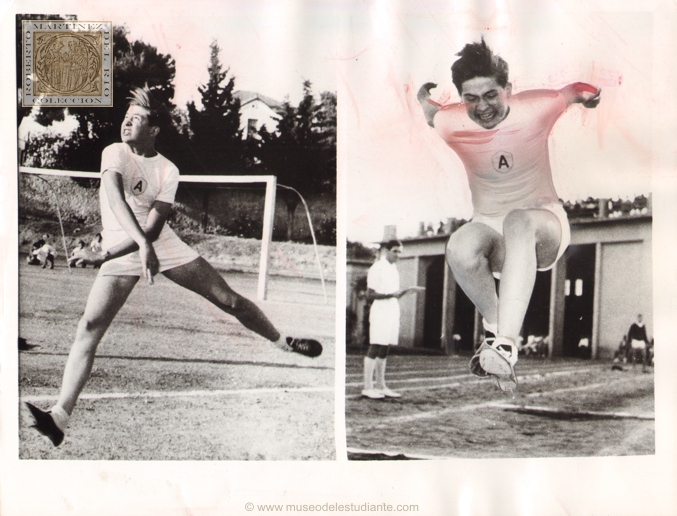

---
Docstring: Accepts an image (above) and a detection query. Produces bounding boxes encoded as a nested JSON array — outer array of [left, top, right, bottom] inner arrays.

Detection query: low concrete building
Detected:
[[347, 197, 653, 359]]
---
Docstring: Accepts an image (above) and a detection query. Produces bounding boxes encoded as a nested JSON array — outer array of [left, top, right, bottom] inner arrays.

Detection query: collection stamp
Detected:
[[22, 21, 112, 107]]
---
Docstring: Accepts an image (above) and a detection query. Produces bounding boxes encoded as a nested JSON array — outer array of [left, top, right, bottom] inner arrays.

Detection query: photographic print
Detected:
[[344, 3, 655, 460], [1, 0, 677, 515], [15, 3, 336, 461]]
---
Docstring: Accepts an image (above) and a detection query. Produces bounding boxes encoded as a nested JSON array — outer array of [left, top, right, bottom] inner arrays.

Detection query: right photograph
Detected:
[[344, 5, 654, 460]]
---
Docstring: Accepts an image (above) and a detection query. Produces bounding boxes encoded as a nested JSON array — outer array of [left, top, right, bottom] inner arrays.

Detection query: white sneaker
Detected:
[[479, 336, 518, 373], [378, 388, 401, 398], [361, 389, 385, 399], [478, 336, 518, 391]]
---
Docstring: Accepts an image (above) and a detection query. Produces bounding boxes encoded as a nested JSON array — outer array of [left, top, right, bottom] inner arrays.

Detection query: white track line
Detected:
[[345, 367, 599, 394], [524, 375, 652, 398], [368, 401, 506, 425], [21, 385, 333, 403], [345, 364, 601, 379], [346, 374, 468, 387], [346, 383, 464, 399], [361, 375, 652, 425]]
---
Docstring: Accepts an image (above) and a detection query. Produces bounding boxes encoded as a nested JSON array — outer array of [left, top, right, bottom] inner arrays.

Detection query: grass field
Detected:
[[18, 258, 336, 460], [346, 351, 654, 459]]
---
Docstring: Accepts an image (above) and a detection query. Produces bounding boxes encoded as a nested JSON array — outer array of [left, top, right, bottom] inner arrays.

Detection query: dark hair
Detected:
[[127, 86, 170, 130], [382, 239, 403, 250], [451, 38, 509, 95]]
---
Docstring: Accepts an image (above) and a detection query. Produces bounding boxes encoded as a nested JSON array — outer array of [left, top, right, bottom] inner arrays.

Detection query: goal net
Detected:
[[19, 166, 277, 300]]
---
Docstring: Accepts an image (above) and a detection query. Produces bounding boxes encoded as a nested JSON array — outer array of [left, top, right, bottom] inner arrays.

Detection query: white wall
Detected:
[[240, 99, 280, 138]]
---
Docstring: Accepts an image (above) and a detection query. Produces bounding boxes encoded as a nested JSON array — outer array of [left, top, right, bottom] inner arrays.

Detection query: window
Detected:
[[247, 118, 258, 138], [575, 279, 583, 296]]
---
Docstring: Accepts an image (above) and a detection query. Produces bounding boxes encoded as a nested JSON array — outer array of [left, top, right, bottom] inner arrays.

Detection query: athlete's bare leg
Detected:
[[162, 257, 280, 342], [445, 222, 505, 328], [56, 275, 139, 414], [497, 209, 561, 339]]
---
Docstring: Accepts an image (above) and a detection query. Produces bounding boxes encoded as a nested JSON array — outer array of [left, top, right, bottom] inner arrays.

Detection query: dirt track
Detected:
[[346, 352, 654, 459], [18, 260, 335, 460]]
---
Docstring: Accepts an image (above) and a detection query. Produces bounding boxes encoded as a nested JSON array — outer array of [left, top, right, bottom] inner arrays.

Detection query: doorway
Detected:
[[563, 245, 596, 358], [452, 286, 477, 354], [521, 270, 552, 340], [422, 256, 445, 349]]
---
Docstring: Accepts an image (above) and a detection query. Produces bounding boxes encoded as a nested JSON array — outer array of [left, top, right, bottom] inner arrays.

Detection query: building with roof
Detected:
[[233, 91, 283, 139], [347, 196, 653, 360]]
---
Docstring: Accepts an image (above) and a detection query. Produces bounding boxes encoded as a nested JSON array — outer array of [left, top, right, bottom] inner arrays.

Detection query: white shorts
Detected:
[[369, 298, 400, 345], [631, 339, 646, 350], [472, 203, 571, 273], [98, 226, 199, 277]]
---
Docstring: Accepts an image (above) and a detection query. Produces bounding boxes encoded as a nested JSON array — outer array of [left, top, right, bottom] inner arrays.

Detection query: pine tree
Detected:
[[258, 81, 336, 240], [19, 25, 181, 174], [185, 40, 243, 174]]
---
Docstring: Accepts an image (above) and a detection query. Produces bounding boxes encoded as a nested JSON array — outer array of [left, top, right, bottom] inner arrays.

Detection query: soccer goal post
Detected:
[[19, 166, 277, 300]]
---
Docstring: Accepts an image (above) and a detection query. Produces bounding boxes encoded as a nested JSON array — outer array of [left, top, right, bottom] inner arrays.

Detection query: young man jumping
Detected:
[[418, 39, 600, 391], [23, 87, 322, 447]]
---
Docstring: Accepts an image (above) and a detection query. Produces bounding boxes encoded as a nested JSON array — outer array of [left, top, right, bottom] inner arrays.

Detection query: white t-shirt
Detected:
[[434, 90, 568, 217], [99, 143, 180, 231], [367, 257, 400, 295], [367, 257, 401, 345]]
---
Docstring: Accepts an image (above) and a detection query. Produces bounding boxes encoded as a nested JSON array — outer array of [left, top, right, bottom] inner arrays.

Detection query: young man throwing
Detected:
[[24, 87, 322, 447], [418, 39, 600, 390]]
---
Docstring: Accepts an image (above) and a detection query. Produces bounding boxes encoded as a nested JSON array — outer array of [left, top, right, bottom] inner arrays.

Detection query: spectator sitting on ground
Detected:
[[90, 233, 103, 268], [519, 335, 535, 355], [90, 233, 103, 253], [30, 235, 57, 269], [536, 335, 549, 358], [27, 236, 47, 265], [612, 335, 630, 370], [68, 240, 88, 268]]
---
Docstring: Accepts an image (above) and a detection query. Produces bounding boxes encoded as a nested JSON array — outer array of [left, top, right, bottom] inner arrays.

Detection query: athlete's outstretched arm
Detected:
[[417, 82, 441, 127], [560, 82, 601, 108], [74, 200, 171, 275], [100, 170, 159, 282], [100, 201, 171, 259]]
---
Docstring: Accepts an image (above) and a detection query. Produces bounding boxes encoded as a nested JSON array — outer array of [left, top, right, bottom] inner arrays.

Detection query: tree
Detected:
[[20, 25, 182, 173], [16, 14, 75, 128], [257, 81, 336, 240], [185, 40, 243, 174], [315, 91, 337, 184]]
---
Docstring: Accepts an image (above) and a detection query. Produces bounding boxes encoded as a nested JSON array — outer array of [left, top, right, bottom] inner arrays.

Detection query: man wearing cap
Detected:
[[362, 239, 420, 399]]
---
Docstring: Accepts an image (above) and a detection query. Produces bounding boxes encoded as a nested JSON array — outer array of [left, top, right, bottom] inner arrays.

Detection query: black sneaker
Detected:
[[286, 337, 323, 358], [23, 402, 64, 447]]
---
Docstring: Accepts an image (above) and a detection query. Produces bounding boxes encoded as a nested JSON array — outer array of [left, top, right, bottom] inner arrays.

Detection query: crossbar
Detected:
[[19, 167, 276, 300]]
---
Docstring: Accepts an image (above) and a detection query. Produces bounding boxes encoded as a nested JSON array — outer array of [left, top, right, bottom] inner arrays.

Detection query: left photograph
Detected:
[[16, 5, 336, 460]]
